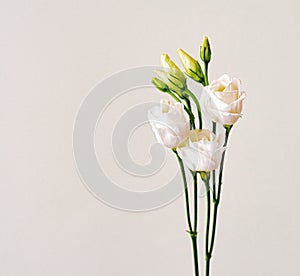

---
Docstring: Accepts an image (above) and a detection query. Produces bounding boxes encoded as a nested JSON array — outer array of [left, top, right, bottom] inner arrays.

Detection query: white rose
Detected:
[[178, 129, 225, 172], [206, 74, 246, 125], [148, 99, 190, 149]]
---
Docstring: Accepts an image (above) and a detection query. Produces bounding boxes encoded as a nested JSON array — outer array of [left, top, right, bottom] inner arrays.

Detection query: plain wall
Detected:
[[0, 0, 299, 275]]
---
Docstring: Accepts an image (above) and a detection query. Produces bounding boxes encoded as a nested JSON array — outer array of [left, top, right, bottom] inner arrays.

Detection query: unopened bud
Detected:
[[200, 36, 211, 63], [177, 48, 205, 84], [151, 77, 169, 92]]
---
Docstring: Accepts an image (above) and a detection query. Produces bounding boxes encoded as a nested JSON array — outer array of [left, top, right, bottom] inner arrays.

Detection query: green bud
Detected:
[[160, 53, 186, 82], [155, 70, 187, 97], [161, 53, 180, 71], [151, 77, 169, 92], [200, 171, 210, 181], [177, 48, 205, 84], [200, 36, 211, 63]]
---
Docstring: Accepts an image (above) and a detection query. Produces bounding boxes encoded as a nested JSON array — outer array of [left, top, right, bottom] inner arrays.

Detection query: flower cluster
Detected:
[[149, 37, 245, 172], [148, 100, 225, 172], [148, 36, 246, 276]]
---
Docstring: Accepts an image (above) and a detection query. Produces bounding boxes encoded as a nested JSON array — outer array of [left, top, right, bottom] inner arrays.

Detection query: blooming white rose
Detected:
[[206, 74, 246, 125], [148, 100, 190, 149], [178, 129, 225, 172]]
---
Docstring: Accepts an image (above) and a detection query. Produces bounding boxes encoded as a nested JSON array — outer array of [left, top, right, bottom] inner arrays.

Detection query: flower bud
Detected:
[[155, 70, 187, 97], [177, 48, 205, 84], [155, 54, 187, 97], [161, 53, 180, 71], [200, 36, 211, 63], [152, 77, 169, 92], [160, 54, 186, 83]]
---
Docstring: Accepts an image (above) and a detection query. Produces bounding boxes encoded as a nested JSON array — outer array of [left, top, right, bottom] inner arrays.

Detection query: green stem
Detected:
[[167, 91, 195, 129], [167, 90, 181, 102], [174, 150, 193, 232], [184, 89, 202, 129], [191, 236, 199, 276], [193, 172, 198, 232], [191, 171, 199, 276], [185, 98, 196, 129], [212, 122, 217, 201], [202, 172, 211, 276], [204, 62, 209, 86], [212, 170, 216, 202], [192, 172, 199, 275], [212, 122, 216, 133], [208, 125, 232, 263], [173, 150, 199, 276]]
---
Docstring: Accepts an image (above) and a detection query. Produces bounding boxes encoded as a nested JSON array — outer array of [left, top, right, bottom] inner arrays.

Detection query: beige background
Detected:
[[1, 0, 300, 275]]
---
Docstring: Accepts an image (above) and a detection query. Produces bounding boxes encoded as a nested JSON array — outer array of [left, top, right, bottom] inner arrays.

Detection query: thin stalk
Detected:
[[174, 150, 193, 232], [167, 90, 181, 102], [208, 125, 232, 263], [212, 170, 216, 202], [193, 172, 198, 232], [191, 236, 199, 276], [173, 150, 199, 276], [184, 89, 202, 129], [204, 62, 209, 86], [191, 170, 199, 276], [212, 122, 216, 133], [185, 97, 196, 129], [212, 122, 217, 201], [167, 91, 195, 129], [202, 172, 211, 276]]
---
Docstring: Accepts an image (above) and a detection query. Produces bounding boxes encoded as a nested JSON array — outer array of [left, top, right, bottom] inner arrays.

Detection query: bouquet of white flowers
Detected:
[[148, 37, 246, 276]]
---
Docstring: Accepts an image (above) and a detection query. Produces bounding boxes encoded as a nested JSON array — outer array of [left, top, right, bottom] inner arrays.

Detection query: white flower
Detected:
[[178, 129, 225, 172], [148, 100, 190, 149], [206, 74, 246, 125]]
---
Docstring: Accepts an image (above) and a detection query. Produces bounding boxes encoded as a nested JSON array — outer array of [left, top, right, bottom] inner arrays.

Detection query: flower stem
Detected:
[[193, 172, 198, 232], [204, 62, 209, 86], [201, 172, 211, 276], [174, 150, 193, 232], [167, 90, 181, 102], [207, 125, 232, 270], [212, 122, 217, 201], [167, 91, 195, 129], [191, 171, 199, 276], [191, 236, 199, 276], [184, 89, 202, 129], [173, 150, 199, 276], [192, 172, 199, 275], [185, 97, 196, 129]]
